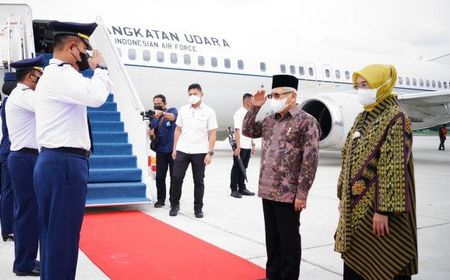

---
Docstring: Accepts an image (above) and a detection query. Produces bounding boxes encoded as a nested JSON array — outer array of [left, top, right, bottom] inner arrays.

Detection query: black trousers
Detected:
[[438, 137, 445, 150], [230, 148, 251, 191], [343, 263, 411, 280], [170, 151, 206, 209], [262, 199, 301, 280], [155, 152, 174, 202]]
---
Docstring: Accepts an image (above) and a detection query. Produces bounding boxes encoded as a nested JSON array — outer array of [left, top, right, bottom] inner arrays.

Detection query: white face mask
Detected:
[[189, 95, 201, 105], [356, 78, 391, 106], [270, 97, 288, 113]]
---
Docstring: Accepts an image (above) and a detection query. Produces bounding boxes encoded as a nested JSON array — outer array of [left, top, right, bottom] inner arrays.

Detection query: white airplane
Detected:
[[2, 4, 450, 150], [1, 3, 450, 206]]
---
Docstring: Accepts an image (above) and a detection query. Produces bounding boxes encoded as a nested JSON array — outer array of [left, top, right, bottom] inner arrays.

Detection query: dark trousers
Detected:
[[34, 150, 88, 280], [155, 152, 174, 202], [0, 160, 14, 236], [230, 148, 251, 191], [343, 263, 411, 280], [8, 151, 39, 272], [170, 151, 206, 209], [438, 137, 445, 150], [262, 199, 301, 280]]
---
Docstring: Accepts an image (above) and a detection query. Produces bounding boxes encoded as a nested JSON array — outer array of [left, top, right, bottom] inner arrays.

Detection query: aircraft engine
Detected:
[[299, 92, 362, 150]]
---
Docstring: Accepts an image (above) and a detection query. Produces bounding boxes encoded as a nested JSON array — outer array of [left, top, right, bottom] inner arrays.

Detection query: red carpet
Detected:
[[80, 210, 265, 280]]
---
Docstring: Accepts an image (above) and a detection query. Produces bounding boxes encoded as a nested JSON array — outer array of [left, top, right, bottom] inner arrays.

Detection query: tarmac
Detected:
[[0, 135, 449, 279]]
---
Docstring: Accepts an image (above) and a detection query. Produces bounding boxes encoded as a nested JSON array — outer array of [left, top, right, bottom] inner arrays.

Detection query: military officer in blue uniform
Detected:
[[34, 21, 111, 280], [0, 71, 17, 242], [6, 55, 45, 276]]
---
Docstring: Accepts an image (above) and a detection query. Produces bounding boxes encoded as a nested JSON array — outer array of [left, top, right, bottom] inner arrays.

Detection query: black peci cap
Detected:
[[271, 74, 299, 90]]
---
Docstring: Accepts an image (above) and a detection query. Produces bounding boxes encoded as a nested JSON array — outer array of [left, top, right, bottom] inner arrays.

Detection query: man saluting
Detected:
[[34, 21, 111, 280]]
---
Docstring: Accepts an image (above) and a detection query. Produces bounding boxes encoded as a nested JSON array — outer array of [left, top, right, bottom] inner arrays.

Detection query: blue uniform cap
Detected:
[[48, 21, 97, 49], [10, 55, 45, 72], [3, 72, 17, 82]]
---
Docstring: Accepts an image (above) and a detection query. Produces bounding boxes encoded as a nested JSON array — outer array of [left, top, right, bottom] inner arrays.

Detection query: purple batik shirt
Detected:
[[242, 105, 320, 203]]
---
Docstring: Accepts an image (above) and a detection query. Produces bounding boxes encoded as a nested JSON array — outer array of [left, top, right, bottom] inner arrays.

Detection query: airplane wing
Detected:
[[397, 90, 450, 129]]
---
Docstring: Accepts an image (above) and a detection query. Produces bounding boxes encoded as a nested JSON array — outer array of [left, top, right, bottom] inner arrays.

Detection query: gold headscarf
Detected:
[[352, 64, 397, 111]]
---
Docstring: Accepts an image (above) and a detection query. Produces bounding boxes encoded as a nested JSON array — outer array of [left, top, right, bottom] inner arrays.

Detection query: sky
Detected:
[[11, 0, 450, 61]]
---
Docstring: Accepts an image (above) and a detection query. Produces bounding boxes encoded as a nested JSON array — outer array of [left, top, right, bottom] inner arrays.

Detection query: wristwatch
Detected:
[[208, 151, 214, 156]]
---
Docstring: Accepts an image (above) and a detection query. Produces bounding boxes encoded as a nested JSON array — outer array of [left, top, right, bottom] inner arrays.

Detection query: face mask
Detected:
[[72, 46, 90, 71], [356, 78, 392, 106], [270, 97, 288, 113], [189, 95, 201, 105]]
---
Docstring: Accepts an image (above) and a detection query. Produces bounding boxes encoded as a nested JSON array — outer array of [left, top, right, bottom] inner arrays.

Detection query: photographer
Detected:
[[147, 94, 178, 208]]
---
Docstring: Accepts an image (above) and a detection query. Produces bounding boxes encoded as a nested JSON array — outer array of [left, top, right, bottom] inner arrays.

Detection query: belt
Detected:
[[41, 147, 91, 158], [17, 148, 39, 154]]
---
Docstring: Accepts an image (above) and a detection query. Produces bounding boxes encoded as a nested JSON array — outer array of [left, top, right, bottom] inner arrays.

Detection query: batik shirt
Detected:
[[242, 105, 320, 203]]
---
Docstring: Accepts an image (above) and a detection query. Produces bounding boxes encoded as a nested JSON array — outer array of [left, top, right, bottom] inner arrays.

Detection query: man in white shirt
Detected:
[[6, 55, 44, 276], [230, 93, 256, 198], [33, 21, 111, 280], [170, 83, 218, 218]]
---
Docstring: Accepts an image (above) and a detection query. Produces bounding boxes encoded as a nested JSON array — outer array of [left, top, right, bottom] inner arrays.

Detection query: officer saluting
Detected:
[[34, 21, 111, 280], [6, 55, 44, 277]]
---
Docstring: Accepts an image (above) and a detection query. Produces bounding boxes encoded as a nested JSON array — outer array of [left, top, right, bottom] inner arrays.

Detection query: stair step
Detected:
[[93, 143, 132, 155], [88, 168, 142, 183], [88, 111, 120, 121], [90, 121, 124, 132], [86, 197, 151, 207], [92, 132, 128, 143], [88, 102, 117, 112], [87, 182, 147, 203], [89, 155, 137, 168]]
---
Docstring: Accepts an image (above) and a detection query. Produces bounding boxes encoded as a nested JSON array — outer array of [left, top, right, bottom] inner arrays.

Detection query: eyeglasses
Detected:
[[267, 91, 292, 99]]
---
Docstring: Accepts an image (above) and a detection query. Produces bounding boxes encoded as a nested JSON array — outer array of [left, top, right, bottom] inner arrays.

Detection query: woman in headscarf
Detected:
[[335, 64, 418, 280]]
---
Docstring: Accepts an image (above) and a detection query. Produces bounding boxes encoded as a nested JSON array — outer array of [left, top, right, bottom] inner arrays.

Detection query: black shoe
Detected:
[[169, 205, 180, 216], [231, 190, 242, 198], [194, 210, 204, 218], [154, 201, 165, 208], [239, 189, 255, 196], [13, 261, 40, 276], [2, 234, 14, 242]]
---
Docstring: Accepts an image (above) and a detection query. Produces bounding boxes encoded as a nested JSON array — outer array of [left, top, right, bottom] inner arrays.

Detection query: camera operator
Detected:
[[147, 94, 178, 208]]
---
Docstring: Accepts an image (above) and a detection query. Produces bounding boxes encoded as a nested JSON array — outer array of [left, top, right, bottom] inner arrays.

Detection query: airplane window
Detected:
[[419, 78, 424, 87], [398, 76, 403, 85], [444, 81, 448, 89], [290, 65, 296, 75], [406, 77, 410, 85], [184, 54, 191, 65], [116, 48, 122, 57], [128, 49, 136, 60], [238, 60, 244, 70], [344, 71, 350, 80], [198, 56, 205, 66], [170, 53, 178, 64], [432, 80, 436, 87], [211, 57, 218, 67], [142, 50, 150, 61], [299, 66, 305, 76], [224, 58, 231, 68], [438, 81, 442, 88], [308, 67, 314, 76], [325, 69, 330, 78], [157, 51, 164, 62], [412, 78, 417, 86], [280, 64, 286, 73], [426, 79, 430, 87], [260, 62, 266, 72], [335, 70, 341, 79]]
